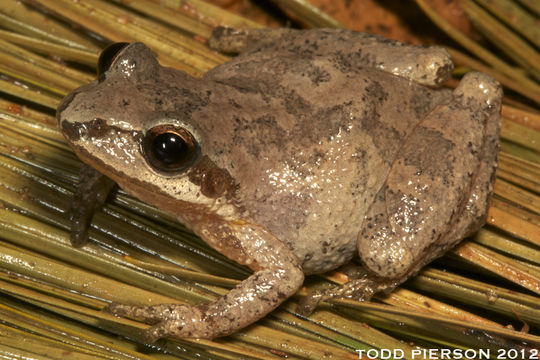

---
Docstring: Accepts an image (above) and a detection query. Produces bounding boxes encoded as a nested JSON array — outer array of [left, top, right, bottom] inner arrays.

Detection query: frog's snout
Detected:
[[56, 90, 77, 126], [56, 80, 102, 142], [56, 90, 86, 143]]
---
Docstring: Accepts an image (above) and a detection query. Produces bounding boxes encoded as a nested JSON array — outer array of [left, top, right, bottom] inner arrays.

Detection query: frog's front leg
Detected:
[[69, 165, 116, 247], [105, 221, 304, 340]]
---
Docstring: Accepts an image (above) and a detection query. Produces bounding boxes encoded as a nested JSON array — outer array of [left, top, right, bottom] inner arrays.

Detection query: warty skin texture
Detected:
[[57, 27, 502, 340]]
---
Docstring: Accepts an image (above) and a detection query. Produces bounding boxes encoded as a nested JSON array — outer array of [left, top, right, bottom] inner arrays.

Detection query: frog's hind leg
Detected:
[[297, 72, 502, 316], [428, 72, 501, 251], [357, 71, 502, 283], [208, 27, 453, 87]]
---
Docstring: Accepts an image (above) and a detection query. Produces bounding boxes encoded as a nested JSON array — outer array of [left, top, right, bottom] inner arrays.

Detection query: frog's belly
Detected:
[[288, 208, 361, 275], [249, 190, 364, 274], [279, 166, 381, 275]]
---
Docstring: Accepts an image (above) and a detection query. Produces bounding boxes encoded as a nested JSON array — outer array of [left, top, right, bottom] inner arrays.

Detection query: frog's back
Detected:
[[201, 33, 451, 273]]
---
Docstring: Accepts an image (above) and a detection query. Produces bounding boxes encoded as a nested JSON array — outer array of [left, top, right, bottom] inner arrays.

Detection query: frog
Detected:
[[56, 27, 502, 341]]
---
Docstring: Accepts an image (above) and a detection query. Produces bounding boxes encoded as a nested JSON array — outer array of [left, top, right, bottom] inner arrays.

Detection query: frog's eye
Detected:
[[142, 125, 199, 173], [97, 42, 130, 76]]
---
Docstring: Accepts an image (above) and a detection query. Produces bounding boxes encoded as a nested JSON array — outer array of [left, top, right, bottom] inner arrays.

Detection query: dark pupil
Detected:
[[152, 132, 187, 165]]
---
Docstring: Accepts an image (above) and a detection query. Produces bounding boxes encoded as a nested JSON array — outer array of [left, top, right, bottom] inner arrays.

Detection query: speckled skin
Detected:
[[57, 27, 502, 340]]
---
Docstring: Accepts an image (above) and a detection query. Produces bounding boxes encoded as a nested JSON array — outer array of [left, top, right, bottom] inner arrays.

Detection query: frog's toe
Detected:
[[68, 164, 116, 247], [103, 302, 190, 325], [141, 318, 203, 343], [105, 303, 214, 340], [141, 320, 187, 343], [297, 277, 392, 316], [141, 323, 166, 343], [142, 307, 213, 340], [103, 302, 133, 318], [207, 26, 240, 51], [454, 72, 503, 113], [296, 291, 326, 316]]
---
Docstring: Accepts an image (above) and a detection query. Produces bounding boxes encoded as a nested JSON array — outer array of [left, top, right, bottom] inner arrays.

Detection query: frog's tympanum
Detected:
[[57, 27, 502, 341]]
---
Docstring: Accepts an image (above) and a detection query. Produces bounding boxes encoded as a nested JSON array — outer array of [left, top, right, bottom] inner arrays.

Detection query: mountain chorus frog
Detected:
[[57, 27, 502, 341]]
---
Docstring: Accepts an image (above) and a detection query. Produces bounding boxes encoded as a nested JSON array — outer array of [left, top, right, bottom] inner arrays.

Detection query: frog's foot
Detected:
[[296, 276, 396, 316], [104, 302, 211, 341], [296, 279, 374, 317], [69, 165, 116, 247]]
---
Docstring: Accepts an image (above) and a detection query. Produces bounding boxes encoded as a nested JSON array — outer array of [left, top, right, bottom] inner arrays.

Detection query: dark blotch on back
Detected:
[[172, 88, 211, 118], [403, 127, 455, 180], [365, 81, 389, 104], [232, 114, 288, 158]]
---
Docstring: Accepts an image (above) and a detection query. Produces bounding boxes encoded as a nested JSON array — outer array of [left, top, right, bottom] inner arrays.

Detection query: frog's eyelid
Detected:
[[97, 42, 131, 76], [145, 120, 202, 144]]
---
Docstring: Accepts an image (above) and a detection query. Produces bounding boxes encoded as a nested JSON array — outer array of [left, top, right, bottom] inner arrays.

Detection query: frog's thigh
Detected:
[[358, 72, 502, 280], [106, 221, 304, 340]]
